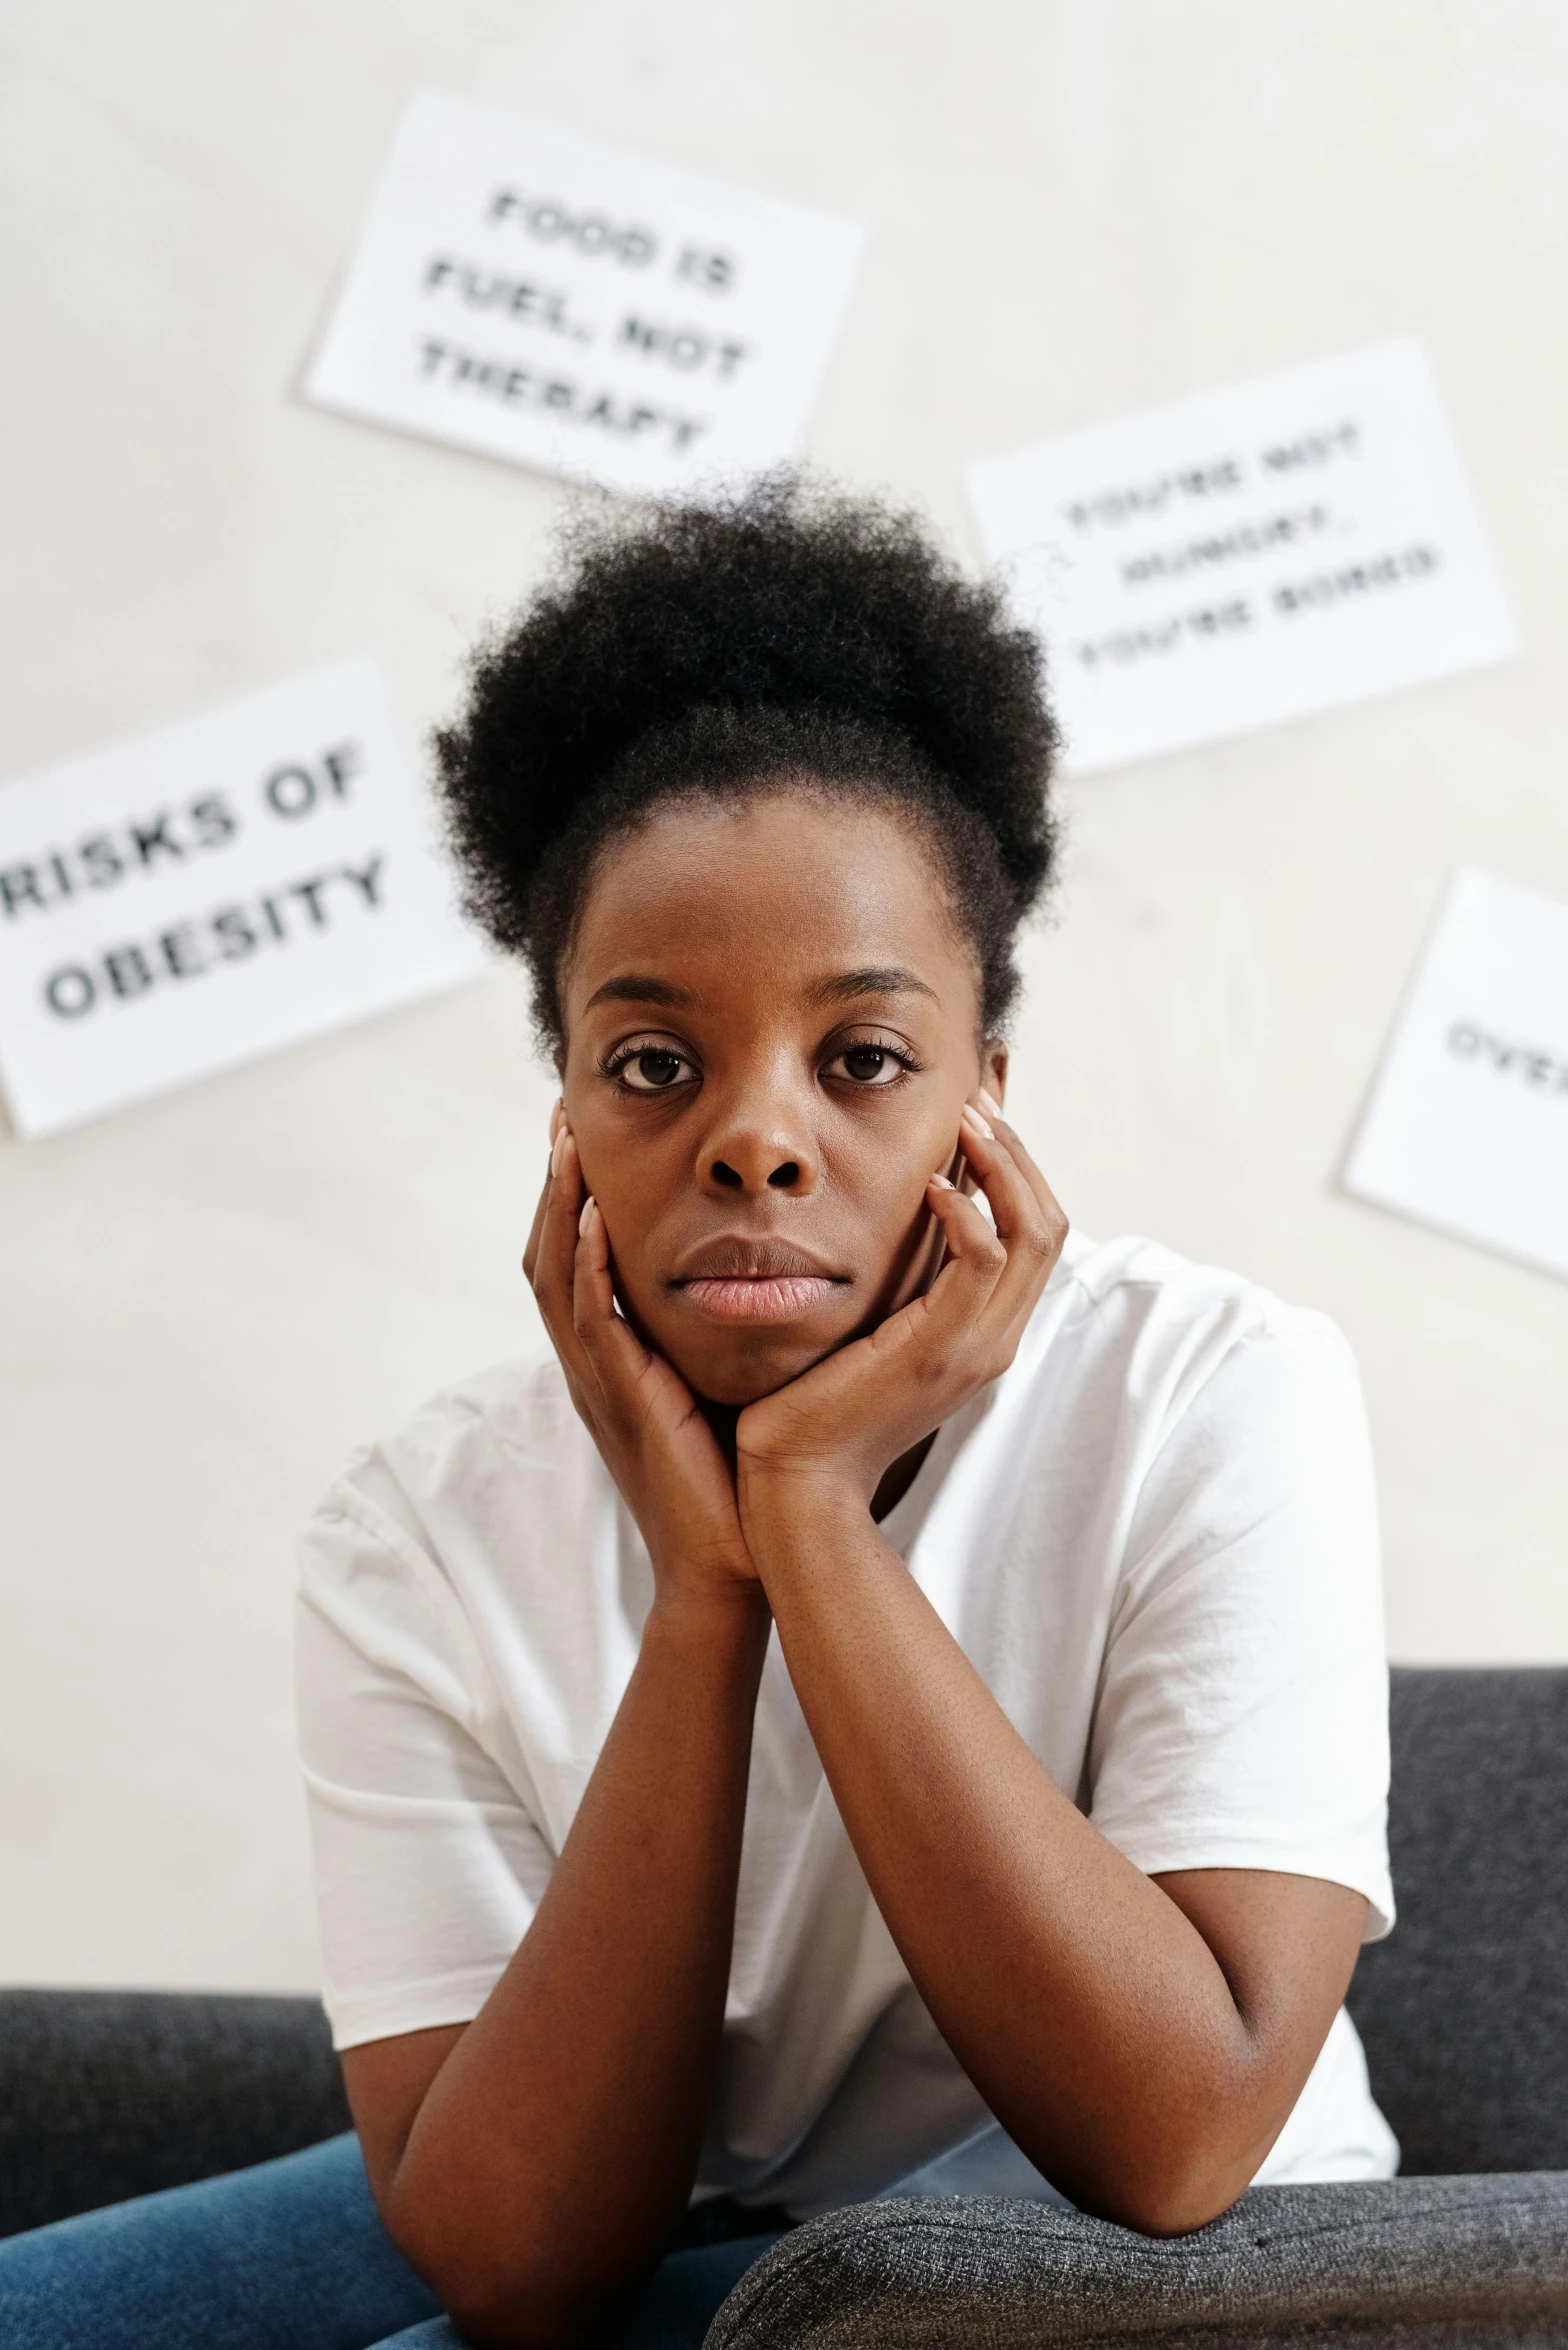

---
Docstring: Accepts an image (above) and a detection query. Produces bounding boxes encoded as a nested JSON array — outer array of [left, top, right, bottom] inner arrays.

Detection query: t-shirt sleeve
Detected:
[[1087, 1317, 1394, 1939], [296, 1468, 556, 2051]]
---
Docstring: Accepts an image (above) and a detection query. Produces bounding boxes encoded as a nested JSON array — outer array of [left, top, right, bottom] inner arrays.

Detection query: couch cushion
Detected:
[[1347, 1667, 1568, 2176], [0, 1990, 350, 2237], [707, 2178, 1568, 2348]]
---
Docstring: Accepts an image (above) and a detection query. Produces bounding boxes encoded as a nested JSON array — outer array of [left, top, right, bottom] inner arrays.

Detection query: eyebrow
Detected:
[[806, 966, 940, 1008], [582, 974, 702, 1013], [583, 967, 939, 1015]]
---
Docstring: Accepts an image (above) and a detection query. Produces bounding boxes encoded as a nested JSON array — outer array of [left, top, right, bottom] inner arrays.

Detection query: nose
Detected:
[[700, 1071, 819, 1198]]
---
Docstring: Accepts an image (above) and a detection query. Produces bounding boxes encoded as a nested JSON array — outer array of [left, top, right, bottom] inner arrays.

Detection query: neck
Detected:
[[870, 1432, 937, 1523]]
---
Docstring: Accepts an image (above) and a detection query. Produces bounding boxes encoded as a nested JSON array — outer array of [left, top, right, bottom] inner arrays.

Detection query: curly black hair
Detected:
[[433, 478, 1058, 1055]]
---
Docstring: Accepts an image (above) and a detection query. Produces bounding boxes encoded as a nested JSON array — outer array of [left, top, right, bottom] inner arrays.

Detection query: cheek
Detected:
[[572, 1134, 679, 1321], [839, 1109, 955, 1243], [860, 1085, 963, 1181], [577, 1152, 648, 1257]]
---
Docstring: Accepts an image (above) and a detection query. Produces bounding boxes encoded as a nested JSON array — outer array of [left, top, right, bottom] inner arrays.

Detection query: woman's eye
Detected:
[[616, 1048, 694, 1091], [829, 1045, 906, 1086]]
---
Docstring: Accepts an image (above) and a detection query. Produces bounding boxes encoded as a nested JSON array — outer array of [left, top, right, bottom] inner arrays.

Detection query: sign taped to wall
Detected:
[[306, 94, 867, 499], [1344, 868, 1568, 1281], [0, 659, 487, 1137], [966, 340, 1517, 774]]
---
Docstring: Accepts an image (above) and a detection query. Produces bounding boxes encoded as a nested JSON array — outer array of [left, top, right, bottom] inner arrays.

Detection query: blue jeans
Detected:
[[0, 2131, 786, 2349]]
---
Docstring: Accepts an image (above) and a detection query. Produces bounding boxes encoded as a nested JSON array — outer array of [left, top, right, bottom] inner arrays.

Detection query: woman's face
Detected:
[[558, 787, 1004, 1408]]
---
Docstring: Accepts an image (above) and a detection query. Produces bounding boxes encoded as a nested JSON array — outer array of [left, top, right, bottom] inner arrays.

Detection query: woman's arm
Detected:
[[342, 1136, 770, 2350], [344, 1585, 769, 2350], [741, 1489, 1364, 2231], [736, 1097, 1368, 2235]]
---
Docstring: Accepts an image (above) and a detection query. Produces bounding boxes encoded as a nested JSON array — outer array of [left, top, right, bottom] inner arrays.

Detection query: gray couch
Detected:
[[5, 1667, 1568, 2344]]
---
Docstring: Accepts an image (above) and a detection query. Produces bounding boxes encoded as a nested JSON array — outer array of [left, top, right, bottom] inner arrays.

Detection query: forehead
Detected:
[[562, 789, 979, 1021]]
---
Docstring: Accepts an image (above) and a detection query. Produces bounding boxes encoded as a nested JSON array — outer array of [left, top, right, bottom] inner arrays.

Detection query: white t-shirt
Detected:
[[296, 1232, 1398, 2217]]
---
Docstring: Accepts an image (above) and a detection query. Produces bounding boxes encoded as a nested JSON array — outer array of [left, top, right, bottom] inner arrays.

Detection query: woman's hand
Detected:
[[524, 1123, 758, 1601], [735, 1094, 1068, 1518]]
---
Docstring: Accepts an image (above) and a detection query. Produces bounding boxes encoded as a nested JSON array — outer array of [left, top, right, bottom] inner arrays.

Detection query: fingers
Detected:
[[947, 1106, 1043, 1283], [962, 1106, 1068, 1314], [572, 1196, 651, 1391], [971, 1093, 1065, 1235], [923, 1171, 1008, 1282], [879, 1173, 1007, 1358], [522, 1098, 570, 1286], [526, 1125, 585, 1342], [923, 1100, 1068, 1347], [521, 1155, 554, 1287], [529, 1129, 653, 1425]]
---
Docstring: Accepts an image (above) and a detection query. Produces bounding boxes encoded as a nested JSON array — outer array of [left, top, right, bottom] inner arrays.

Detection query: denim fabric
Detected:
[[366, 2234, 786, 2350], [0, 2129, 783, 2350]]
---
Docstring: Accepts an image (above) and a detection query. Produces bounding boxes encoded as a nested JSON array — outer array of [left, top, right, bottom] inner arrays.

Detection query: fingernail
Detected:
[[979, 1089, 1004, 1120], [550, 1130, 566, 1176], [961, 1104, 994, 1140], [928, 1172, 955, 1190], [578, 1196, 596, 1236]]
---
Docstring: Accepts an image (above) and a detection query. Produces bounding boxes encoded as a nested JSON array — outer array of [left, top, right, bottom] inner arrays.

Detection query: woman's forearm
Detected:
[[744, 1481, 1339, 2233], [377, 1584, 771, 2348]]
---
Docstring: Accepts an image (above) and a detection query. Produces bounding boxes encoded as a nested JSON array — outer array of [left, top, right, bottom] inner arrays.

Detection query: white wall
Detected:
[[3, 0, 1566, 1992]]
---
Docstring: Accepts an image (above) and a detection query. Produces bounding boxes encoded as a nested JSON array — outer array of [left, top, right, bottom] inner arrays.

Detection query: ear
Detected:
[[982, 1040, 1008, 1106]]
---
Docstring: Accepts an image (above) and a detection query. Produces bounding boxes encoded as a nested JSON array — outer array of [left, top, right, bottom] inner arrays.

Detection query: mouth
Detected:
[[672, 1241, 848, 1327]]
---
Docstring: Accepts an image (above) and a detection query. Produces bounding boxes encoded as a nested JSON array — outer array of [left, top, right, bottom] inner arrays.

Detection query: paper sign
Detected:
[[0, 660, 487, 1137], [306, 94, 867, 499], [1343, 869, 1568, 1280], [966, 341, 1517, 774]]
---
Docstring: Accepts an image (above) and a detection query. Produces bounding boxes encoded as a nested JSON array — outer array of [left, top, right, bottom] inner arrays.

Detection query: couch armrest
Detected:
[[0, 1989, 351, 2237], [707, 2177, 1568, 2348]]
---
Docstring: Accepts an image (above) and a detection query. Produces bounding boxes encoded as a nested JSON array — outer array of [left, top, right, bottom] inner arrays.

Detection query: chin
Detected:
[[662, 1326, 837, 1411]]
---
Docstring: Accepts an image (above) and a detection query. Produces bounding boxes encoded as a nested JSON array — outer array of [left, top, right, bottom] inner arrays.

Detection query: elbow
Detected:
[[1094, 2171, 1246, 2239], [1023, 2117, 1254, 2241], [438, 2285, 602, 2350], [386, 2215, 650, 2350], [1074, 2135, 1254, 2239], [407, 2270, 624, 2350], [1011, 2065, 1268, 2238]]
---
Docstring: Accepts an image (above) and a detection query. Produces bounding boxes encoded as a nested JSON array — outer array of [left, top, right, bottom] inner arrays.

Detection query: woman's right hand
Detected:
[[523, 1123, 760, 1604]]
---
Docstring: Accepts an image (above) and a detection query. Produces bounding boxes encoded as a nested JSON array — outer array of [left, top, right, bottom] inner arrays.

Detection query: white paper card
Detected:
[[306, 94, 867, 499], [0, 659, 487, 1137], [1344, 869, 1568, 1280], [966, 341, 1517, 774]]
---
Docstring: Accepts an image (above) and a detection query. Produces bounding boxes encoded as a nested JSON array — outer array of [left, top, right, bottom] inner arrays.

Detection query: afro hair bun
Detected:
[[433, 475, 1059, 1046]]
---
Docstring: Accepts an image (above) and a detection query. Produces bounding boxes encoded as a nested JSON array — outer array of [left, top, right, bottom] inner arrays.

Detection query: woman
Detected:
[[0, 485, 1394, 2350]]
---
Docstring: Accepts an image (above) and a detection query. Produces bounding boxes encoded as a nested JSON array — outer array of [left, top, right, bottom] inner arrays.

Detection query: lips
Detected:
[[673, 1240, 846, 1326], [682, 1274, 839, 1323]]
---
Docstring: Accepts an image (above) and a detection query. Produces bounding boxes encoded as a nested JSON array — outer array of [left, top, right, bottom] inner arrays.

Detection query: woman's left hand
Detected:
[[735, 1095, 1068, 1519]]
